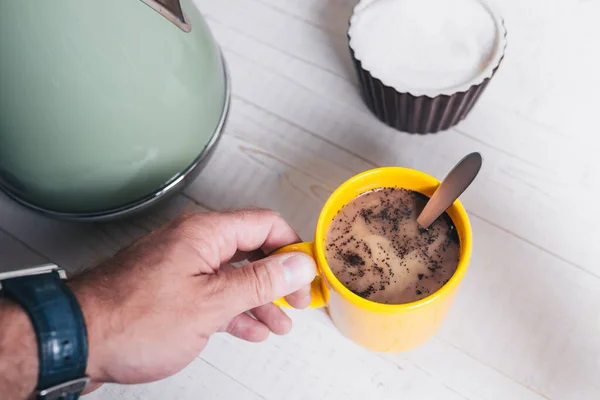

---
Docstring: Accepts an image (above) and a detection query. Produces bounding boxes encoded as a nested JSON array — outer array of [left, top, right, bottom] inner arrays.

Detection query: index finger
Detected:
[[176, 209, 313, 309], [175, 208, 301, 268]]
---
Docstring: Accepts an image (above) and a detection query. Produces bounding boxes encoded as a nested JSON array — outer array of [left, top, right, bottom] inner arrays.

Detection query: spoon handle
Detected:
[[417, 152, 482, 229]]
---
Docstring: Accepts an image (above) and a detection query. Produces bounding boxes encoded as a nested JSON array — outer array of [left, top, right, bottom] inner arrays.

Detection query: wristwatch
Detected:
[[0, 264, 89, 399]]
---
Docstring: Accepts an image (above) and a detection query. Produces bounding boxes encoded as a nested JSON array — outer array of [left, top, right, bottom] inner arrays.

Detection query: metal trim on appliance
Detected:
[[0, 51, 231, 222], [139, 0, 192, 33]]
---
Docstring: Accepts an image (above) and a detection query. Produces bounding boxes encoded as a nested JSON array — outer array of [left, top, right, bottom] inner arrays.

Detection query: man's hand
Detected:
[[63, 209, 316, 387], [71, 209, 316, 387], [0, 209, 316, 399]]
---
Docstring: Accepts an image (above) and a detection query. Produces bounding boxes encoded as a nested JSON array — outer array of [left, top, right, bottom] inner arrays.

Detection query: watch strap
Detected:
[[2, 271, 88, 399]]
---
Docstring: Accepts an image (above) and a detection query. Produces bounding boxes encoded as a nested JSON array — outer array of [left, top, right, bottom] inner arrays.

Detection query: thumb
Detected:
[[216, 252, 316, 316]]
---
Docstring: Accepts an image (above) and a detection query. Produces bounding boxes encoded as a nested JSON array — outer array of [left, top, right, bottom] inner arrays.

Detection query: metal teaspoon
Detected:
[[417, 152, 483, 229]]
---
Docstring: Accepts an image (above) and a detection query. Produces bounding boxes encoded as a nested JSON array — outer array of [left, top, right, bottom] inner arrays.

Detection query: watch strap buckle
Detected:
[[34, 377, 90, 400]]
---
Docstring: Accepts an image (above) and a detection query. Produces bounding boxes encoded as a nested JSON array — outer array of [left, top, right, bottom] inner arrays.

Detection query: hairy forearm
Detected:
[[0, 298, 38, 400]]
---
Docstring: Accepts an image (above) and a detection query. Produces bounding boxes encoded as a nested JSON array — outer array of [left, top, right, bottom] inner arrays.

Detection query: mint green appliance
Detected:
[[0, 0, 230, 220]]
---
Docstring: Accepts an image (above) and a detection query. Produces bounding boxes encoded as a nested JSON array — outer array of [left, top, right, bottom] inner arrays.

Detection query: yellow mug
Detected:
[[274, 167, 472, 353]]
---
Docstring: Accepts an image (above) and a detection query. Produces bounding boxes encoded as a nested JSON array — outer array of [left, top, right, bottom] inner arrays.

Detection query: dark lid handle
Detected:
[[140, 0, 191, 32]]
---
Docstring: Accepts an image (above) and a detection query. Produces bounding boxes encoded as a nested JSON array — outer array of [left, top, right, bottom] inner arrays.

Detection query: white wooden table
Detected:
[[2, 0, 599, 398]]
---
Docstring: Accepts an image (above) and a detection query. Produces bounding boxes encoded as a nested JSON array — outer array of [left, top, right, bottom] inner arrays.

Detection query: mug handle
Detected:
[[272, 242, 326, 308]]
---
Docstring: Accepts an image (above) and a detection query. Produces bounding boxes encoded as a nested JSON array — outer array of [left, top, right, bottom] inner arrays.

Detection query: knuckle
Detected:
[[206, 274, 224, 299], [170, 212, 198, 228], [203, 274, 230, 314], [163, 237, 197, 263], [226, 316, 241, 336], [226, 208, 279, 221], [254, 208, 281, 219], [162, 226, 221, 273], [243, 261, 276, 306], [173, 212, 210, 229], [168, 214, 205, 239]]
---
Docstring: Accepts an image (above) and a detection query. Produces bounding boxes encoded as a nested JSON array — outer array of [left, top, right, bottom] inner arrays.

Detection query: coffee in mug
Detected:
[[325, 187, 459, 304], [272, 166, 473, 353]]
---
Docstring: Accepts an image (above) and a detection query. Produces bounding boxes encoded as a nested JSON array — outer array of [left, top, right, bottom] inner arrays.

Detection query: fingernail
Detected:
[[282, 253, 316, 287]]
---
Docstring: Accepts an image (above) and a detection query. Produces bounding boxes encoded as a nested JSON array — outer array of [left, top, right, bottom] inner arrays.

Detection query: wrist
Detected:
[[0, 297, 38, 399], [66, 280, 109, 383]]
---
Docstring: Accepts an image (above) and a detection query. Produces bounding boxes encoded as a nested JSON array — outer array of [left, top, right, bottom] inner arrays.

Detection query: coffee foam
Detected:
[[325, 188, 460, 304], [348, 0, 506, 96]]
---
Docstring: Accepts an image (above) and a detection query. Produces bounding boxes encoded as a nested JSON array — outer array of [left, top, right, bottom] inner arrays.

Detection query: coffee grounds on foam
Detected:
[[325, 187, 460, 304]]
